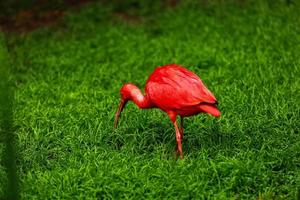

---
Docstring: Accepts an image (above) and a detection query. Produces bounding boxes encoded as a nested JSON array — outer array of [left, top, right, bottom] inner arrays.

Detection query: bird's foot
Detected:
[[174, 148, 184, 160]]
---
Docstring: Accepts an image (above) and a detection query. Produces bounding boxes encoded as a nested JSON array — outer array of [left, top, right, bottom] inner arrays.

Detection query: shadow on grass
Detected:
[[0, 36, 19, 199], [109, 116, 237, 159]]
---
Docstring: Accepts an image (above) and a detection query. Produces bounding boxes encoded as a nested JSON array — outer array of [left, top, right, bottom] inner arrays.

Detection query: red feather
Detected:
[[146, 64, 217, 111]]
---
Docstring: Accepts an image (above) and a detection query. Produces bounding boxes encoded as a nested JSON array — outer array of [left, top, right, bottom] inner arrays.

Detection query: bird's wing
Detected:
[[146, 65, 217, 110]]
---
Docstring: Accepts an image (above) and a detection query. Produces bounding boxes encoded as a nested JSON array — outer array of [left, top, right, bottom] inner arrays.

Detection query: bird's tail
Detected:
[[198, 103, 220, 117]]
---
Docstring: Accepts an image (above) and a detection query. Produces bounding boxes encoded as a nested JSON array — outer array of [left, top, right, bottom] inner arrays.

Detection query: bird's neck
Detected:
[[128, 86, 154, 109]]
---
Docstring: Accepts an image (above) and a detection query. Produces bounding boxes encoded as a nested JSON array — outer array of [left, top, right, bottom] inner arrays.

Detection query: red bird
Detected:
[[114, 64, 220, 159]]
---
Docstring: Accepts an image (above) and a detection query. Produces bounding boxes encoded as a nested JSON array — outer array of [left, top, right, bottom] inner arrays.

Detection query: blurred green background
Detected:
[[1, 0, 299, 199]]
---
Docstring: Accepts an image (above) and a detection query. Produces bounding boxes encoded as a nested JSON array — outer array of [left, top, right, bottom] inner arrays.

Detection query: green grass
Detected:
[[1, 1, 300, 199]]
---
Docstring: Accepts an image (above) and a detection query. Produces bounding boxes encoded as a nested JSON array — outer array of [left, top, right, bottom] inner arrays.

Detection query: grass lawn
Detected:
[[1, 1, 300, 199]]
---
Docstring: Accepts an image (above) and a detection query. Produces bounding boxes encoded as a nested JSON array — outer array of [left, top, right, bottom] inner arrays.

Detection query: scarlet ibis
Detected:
[[114, 64, 220, 159]]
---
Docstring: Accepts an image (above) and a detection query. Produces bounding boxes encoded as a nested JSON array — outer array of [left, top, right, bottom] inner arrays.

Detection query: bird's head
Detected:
[[120, 83, 139, 101], [114, 83, 139, 128]]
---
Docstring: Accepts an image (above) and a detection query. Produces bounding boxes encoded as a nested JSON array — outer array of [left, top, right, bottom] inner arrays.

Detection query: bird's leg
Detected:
[[179, 117, 184, 139], [173, 121, 183, 159], [180, 117, 188, 153], [167, 111, 183, 159], [174, 118, 183, 157]]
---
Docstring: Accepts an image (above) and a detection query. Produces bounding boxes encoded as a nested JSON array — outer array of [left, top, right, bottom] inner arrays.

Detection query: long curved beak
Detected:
[[114, 99, 127, 129]]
